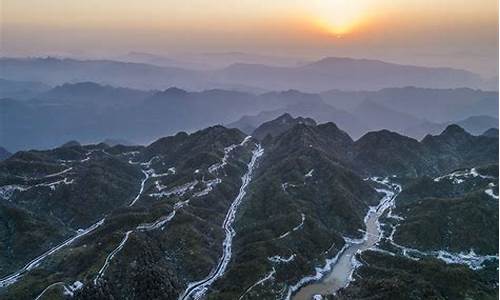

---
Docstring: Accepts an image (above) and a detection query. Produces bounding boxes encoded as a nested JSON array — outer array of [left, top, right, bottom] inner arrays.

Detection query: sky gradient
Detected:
[[1, 0, 498, 76]]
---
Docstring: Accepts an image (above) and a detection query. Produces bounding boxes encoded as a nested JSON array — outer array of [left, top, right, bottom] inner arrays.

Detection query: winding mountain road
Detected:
[[179, 144, 264, 300]]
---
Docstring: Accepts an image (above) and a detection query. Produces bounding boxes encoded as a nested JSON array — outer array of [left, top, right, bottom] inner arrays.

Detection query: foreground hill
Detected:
[[0, 116, 497, 300]]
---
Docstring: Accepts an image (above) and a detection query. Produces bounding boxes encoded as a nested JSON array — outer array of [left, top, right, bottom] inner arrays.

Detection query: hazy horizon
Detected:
[[2, 0, 498, 77]]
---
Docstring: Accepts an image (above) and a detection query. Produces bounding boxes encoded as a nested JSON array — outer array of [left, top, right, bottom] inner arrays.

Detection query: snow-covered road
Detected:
[[94, 230, 133, 284], [179, 144, 264, 300], [0, 218, 105, 288]]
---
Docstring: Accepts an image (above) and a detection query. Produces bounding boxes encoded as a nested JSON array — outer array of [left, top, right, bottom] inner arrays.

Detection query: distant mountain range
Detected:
[[1, 81, 497, 151], [120, 51, 304, 70], [322, 87, 499, 123], [0, 56, 496, 92], [228, 96, 498, 140], [0, 78, 51, 99]]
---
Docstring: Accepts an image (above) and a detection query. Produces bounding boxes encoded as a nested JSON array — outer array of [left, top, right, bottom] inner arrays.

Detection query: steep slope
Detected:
[[421, 125, 498, 172], [0, 143, 144, 279], [0, 126, 264, 300], [336, 165, 498, 300], [393, 168, 498, 255], [1, 115, 498, 300], [354, 125, 499, 177], [207, 122, 378, 299], [353, 130, 435, 177], [252, 113, 316, 141]]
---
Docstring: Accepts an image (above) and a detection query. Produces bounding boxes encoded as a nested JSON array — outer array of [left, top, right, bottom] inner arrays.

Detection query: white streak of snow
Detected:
[[0, 219, 104, 288], [94, 231, 132, 285], [277, 213, 306, 239], [238, 267, 276, 300], [179, 144, 263, 300]]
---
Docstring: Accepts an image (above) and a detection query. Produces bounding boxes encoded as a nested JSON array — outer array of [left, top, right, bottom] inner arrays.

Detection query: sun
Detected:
[[310, 0, 367, 36]]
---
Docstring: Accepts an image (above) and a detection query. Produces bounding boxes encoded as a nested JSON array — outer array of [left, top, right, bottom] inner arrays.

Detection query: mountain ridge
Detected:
[[1, 56, 496, 92]]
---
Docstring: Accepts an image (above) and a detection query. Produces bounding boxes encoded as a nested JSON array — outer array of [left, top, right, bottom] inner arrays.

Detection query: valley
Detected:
[[292, 178, 401, 300], [0, 115, 497, 300]]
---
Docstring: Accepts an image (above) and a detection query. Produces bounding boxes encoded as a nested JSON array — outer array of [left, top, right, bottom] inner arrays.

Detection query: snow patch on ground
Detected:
[[63, 280, 84, 296], [208, 136, 252, 175], [149, 180, 198, 198], [433, 168, 494, 184], [485, 184, 499, 200], [137, 199, 191, 231], [268, 254, 296, 264], [281, 182, 297, 192], [277, 213, 306, 239], [0, 185, 29, 200], [376, 178, 499, 270], [194, 178, 222, 198]]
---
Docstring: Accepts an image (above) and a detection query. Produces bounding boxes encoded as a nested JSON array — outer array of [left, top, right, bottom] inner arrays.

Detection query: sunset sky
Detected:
[[1, 0, 498, 76]]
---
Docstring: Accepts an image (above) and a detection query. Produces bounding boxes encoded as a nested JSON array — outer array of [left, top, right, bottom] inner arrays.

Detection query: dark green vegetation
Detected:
[[0, 125, 262, 300], [211, 122, 379, 299], [336, 164, 498, 299], [0, 144, 141, 277], [353, 124, 498, 177], [335, 251, 498, 300], [391, 166, 499, 255], [0, 114, 498, 300], [252, 113, 316, 140]]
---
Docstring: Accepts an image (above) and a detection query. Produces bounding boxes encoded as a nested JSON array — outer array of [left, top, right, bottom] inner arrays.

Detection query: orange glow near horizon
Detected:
[[1, 0, 498, 76], [2, 0, 496, 37]]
